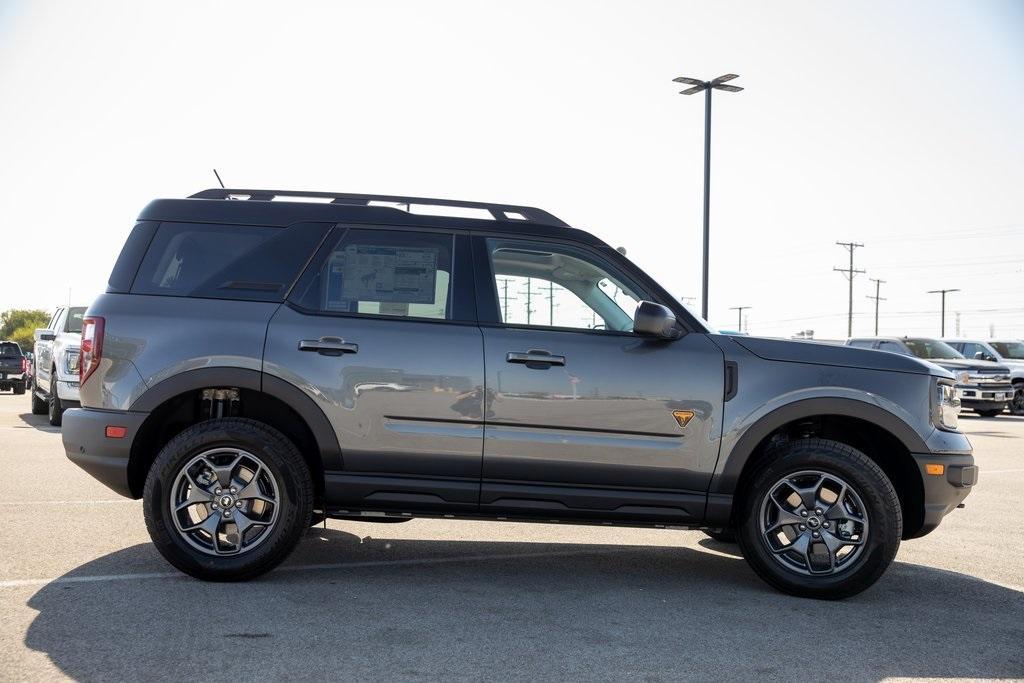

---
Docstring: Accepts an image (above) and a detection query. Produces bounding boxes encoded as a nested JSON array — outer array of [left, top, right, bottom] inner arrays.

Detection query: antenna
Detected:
[[213, 169, 226, 188]]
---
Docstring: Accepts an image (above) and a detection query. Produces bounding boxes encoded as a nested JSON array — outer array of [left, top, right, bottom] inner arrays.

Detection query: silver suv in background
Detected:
[[945, 339, 1024, 415], [60, 188, 977, 599], [32, 306, 86, 426], [847, 336, 1012, 417]]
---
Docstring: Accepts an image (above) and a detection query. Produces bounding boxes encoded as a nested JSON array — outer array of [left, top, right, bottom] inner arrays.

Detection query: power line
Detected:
[[833, 242, 865, 337]]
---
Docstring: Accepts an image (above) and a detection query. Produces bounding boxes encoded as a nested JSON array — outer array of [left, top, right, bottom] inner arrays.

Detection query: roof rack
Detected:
[[188, 188, 569, 228]]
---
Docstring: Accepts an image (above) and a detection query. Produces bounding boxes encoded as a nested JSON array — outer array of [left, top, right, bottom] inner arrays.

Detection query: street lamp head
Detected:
[[679, 84, 707, 95], [672, 76, 705, 86], [711, 74, 740, 84], [712, 84, 743, 92]]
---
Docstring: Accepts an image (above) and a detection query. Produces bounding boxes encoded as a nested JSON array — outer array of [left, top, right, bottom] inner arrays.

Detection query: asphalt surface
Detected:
[[0, 393, 1021, 682]]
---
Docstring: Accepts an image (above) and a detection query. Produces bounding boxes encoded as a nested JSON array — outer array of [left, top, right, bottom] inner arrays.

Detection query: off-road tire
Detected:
[[735, 438, 902, 600], [143, 418, 314, 581], [13, 380, 26, 395]]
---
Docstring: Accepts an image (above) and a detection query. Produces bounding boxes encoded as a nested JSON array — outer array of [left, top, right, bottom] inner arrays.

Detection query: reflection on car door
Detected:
[[263, 227, 484, 512], [473, 236, 725, 523]]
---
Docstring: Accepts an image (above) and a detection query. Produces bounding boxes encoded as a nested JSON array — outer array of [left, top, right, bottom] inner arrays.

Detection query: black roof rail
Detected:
[[188, 188, 570, 228]]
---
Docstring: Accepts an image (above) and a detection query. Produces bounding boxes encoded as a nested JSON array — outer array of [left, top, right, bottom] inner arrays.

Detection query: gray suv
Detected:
[[62, 188, 977, 599]]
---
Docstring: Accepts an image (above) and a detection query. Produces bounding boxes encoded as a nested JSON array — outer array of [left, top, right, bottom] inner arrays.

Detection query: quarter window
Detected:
[[486, 239, 645, 332], [293, 229, 453, 321]]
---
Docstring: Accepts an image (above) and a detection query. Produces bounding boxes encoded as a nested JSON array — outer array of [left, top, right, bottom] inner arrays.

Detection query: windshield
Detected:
[[0, 343, 22, 358], [67, 307, 86, 334], [904, 338, 964, 360], [992, 341, 1024, 360]]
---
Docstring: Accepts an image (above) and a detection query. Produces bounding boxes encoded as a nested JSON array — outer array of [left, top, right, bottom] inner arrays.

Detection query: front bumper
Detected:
[[56, 379, 80, 403], [62, 408, 148, 498], [909, 452, 977, 538], [956, 384, 1013, 404]]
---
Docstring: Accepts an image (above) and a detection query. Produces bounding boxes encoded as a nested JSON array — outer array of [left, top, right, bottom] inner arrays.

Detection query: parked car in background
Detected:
[[32, 306, 86, 425], [60, 187, 977, 599], [847, 336, 1012, 417], [23, 351, 34, 388], [0, 341, 27, 394], [945, 339, 1024, 415]]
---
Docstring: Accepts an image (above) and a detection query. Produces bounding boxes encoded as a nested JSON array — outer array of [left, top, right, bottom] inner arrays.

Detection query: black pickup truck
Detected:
[[0, 341, 27, 394]]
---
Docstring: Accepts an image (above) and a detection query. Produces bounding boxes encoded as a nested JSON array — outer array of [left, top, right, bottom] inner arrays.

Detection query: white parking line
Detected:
[[0, 547, 636, 589], [0, 500, 138, 506]]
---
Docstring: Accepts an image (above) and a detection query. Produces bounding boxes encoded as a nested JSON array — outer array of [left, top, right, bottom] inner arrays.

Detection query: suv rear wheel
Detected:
[[1010, 384, 1024, 416], [143, 418, 313, 581], [736, 438, 901, 600]]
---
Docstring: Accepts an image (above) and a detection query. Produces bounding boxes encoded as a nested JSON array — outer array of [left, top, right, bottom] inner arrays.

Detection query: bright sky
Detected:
[[1, 1, 1021, 340]]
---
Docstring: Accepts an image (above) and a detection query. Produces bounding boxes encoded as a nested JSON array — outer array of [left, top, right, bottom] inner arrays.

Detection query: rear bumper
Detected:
[[0, 372, 25, 384], [909, 452, 977, 538], [62, 408, 147, 498]]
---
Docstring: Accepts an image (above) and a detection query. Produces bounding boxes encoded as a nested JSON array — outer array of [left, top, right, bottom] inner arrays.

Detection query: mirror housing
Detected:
[[35, 329, 56, 342], [633, 301, 682, 340]]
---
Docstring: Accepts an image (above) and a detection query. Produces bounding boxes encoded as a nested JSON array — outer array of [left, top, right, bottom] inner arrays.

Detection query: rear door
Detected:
[[263, 226, 484, 512], [473, 235, 724, 523]]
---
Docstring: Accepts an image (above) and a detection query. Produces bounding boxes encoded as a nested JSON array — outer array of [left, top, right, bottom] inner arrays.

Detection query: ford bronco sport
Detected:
[[62, 188, 977, 599]]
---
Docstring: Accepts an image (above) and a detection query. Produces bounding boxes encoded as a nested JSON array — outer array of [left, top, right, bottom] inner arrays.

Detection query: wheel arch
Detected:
[[126, 368, 341, 500], [711, 398, 928, 539]]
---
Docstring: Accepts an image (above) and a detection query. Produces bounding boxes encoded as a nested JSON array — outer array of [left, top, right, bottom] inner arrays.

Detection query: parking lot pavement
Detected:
[[0, 395, 1021, 682]]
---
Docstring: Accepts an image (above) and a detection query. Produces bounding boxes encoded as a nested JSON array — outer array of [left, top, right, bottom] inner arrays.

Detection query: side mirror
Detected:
[[35, 329, 56, 342], [633, 301, 682, 340], [974, 351, 987, 361]]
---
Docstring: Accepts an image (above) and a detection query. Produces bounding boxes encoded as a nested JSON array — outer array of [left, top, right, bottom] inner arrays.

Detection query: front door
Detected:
[[474, 236, 724, 523], [264, 227, 484, 511]]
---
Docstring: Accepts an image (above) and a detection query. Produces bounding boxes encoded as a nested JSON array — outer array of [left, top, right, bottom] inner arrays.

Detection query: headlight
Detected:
[[65, 350, 80, 374], [957, 371, 970, 385], [934, 381, 960, 431]]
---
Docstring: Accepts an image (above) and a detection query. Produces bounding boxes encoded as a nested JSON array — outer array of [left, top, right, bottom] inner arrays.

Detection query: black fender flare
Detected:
[[130, 367, 342, 470], [710, 397, 928, 496]]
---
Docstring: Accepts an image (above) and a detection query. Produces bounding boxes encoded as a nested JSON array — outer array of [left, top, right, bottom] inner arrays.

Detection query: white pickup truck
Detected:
[[32, 306, 86, 426]]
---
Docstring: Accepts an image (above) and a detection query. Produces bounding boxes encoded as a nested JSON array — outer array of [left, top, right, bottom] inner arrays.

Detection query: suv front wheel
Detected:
[[143, 418, 313, 581], [736, 438, 901, 600]]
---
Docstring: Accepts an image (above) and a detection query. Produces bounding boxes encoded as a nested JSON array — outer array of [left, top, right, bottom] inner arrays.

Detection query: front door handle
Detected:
[[298, 337, 359, 356], [506, 350, 566, 366]]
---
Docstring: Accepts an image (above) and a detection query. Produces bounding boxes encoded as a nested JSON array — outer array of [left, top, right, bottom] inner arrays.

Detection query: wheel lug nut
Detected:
[[230, 487, 237, 494], [823, 522, 830, 528], [799, 524, 806, 531], [815, 509, 822, 515], [236, 501, 242, 508], [215, 488, 222, 495], [801, 511, 808, 517], [812, 531, 820, 538], [212, 503, 218, 509], [224, 511, 232, 518]]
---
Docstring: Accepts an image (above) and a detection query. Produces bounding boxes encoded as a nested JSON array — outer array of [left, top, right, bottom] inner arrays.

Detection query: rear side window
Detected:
[[131, 222, 329, 302], [291, 228, 453, 321], [66, 307, 86, 333], [0, 342, 22, 358]]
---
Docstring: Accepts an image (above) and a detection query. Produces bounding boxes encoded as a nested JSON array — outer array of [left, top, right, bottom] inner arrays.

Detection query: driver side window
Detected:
[[486, 239, 645, 333]]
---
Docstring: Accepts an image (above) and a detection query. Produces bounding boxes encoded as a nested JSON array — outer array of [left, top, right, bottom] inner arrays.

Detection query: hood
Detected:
[[727, 336, 943, 376], [925, 358, 1010, 374]]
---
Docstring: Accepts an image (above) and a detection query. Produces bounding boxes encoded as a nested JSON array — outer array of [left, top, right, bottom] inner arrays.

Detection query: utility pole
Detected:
[[729, 306, 750, 332], [545, 281, 560, 326], [496, 277, 517, 321], [672, 73, 743, 320], [927, 288, 960, 336], [866, 278, 886, 335], [833, 242, 865, 337]]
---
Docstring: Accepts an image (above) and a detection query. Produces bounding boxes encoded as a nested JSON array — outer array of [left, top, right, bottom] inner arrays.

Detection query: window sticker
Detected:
[[325, 245, 438, 311]]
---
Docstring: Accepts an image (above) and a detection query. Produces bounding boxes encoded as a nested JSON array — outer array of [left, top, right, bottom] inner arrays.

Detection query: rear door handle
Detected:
[[298, 338, 359, 355], [506, 350, 566, 366]]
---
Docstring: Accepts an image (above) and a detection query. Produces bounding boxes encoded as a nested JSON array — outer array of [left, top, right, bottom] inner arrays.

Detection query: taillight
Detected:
[[80, 317, 104, 386], [21, 358, 27, 373]]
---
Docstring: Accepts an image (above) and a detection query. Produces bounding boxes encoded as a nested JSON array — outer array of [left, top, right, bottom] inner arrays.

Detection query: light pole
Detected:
[[673, 73, 743, 321], [927, 288, 960, 336]]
